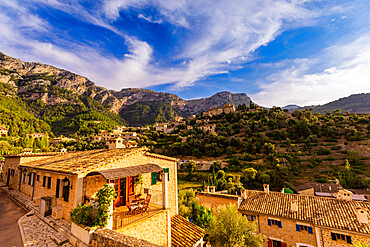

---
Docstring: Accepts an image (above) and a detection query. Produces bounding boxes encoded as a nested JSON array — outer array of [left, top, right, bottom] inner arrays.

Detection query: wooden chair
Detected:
[[141, 194, 151, 214], [127, 195, 140, 215]]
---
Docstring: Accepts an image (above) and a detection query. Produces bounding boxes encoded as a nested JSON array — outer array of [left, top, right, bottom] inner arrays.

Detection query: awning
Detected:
[[86, 163, 163, 180]]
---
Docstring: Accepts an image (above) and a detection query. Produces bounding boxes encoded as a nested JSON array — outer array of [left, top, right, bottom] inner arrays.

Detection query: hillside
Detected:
[[138, 107, 370, 191], [285, 94, 370, 113], [312, 93, 370, 114], [0, 52, 252, 127]]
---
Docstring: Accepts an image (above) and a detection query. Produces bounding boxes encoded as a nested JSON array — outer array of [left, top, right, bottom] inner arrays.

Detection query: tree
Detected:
[[185, 160, 197, 178], [210, 161, 222, 173], [207, 205, 265, 247]]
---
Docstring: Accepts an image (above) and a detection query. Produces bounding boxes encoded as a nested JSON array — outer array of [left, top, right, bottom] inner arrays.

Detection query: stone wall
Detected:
[[117, 210, 169, 247], [196, 192, 239, 210], [319, 228, 370, 247], [257, 214, 317, 247], [89, 228, 159, 247], [297, 188, 315, 196]]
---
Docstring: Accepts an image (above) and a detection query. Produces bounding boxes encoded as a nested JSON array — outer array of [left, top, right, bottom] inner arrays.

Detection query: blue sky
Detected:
[[0, 0, 369, 107]]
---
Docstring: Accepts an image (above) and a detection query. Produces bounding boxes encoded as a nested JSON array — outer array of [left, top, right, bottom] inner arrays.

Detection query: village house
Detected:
[[112, 126, 126, 134], [202, 104, 235, 117], [197, 185, 370, 247], [0, 125, 8, 136], [26, 133, 46, 138], [296, 182, 344, 196], [154, 123, 168, 132], [2, 146, 204, 246], [121, 131, 138, 140], [199, 124, 216, 133]]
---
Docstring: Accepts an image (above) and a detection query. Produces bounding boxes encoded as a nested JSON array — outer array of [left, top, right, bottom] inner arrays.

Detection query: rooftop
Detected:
[[19, 147, 147, 174], [239, 189, 370, 234], [296, 182, 343, 193], [171, 215, 205, 247]]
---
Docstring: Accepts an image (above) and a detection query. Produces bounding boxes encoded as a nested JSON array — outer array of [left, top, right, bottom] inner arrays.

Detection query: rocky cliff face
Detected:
[[0, 52, 252, 125]]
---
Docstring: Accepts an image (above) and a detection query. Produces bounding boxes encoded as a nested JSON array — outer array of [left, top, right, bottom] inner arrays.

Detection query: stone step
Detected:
[[50, 233, 69, 246]]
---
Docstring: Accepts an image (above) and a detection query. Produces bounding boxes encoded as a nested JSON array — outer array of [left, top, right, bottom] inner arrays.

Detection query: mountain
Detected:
[[282, 104, 301, 111], [0, 52, 252, 130], [312, 93, 370, 114]]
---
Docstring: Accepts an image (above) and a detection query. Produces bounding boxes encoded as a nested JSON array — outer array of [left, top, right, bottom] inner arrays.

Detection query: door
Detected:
[[56, 179, 60, 198], [119, 178, 126, 206]]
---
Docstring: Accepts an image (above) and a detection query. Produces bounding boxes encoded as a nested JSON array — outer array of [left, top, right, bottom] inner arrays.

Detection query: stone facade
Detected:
[[117, 210, 169, 246], [254, 214, 317, 247], [297, 187, 315, 196], [196, 192, 239, 210], [202, 104, 235, 117], [319, 228, 370, 247], [90, 228, 159, 247]]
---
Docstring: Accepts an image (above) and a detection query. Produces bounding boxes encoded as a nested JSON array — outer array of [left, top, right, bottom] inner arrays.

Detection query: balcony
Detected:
[[113, 203, 162, 229]]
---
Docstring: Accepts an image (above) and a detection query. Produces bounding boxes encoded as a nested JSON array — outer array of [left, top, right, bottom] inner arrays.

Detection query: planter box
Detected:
[[71, 222, 97, 245]]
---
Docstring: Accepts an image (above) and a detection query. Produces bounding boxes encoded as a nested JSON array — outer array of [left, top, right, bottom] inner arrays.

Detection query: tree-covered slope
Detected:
[[313, 93, 370, 114]]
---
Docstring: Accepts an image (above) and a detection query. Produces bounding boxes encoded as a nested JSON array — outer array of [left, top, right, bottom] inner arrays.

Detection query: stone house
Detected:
[[121, 131, 138, 140], [296, 182, 344, 196], [2, 147, 204, 246], [112, 126, 126, 134], [199, 124, 216, 134], [239, 186, 370, 247], [202, 104, 235, 117], [26, 133, 46, 138], [197, 185, 370, 247], [0, 125, 8, 136], [154, 123, 168, 132]]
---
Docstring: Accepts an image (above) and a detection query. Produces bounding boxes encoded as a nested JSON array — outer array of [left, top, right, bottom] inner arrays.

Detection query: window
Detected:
[[296, 224, 313, 234], [28, 173, 32, 185], [43, 176, 52, 188], [22, 172, 27, 183], [331, 232, 351, 244], [37, 175, 40, 181], [151, 172, 157, 185], [268, 219, 282, 228], [11, 169, 14, 177], [47, 177, 51, 189], [245, 214, 256, 221]]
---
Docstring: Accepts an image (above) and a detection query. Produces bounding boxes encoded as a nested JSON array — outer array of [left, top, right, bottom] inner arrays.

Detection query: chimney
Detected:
[[263, 184, 269, 194], [205, 186, 210, 193], [356, 208, 369, 224], [241, 189, 247, 199], [210, 186, 216, 193], [291, 201, 298, 212], [339, 189, 352, 201]]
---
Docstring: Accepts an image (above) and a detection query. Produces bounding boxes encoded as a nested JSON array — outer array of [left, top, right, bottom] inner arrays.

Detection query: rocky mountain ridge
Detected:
[[0, 52, 252, 126]]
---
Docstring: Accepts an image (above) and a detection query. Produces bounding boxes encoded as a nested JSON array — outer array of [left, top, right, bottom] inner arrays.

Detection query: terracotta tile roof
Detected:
[[19, 148, 147, 174], [239, 189, 370, 234], [171, 215, 205, 247], [4, 152, 62, 158]]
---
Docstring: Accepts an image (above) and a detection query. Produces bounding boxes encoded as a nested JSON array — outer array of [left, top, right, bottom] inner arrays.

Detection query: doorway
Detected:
[[112, 176, 136, 208]]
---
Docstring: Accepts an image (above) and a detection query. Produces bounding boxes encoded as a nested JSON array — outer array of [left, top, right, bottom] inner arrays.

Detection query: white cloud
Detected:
[[0, 0, 349, 93], [251, 36, 370, 107]]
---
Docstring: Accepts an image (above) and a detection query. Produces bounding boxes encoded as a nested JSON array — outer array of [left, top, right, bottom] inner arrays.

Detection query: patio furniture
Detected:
[[127, 195, 141, 215], [141, 194, 151, 214]]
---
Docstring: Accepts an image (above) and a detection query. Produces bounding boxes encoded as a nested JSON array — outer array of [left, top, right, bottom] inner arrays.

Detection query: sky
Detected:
[[0, 0, 369, 107]]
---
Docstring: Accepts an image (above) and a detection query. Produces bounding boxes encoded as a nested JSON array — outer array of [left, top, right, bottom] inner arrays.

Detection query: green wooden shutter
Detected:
[[164, 168, 170, 181], [151, 172, 157, 185]]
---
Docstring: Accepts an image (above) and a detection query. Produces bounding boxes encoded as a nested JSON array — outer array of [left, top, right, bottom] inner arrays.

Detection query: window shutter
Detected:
[[43, 176, 46, 187], [331, 232, 336, 241], [296, 224, 301, 232], [308, 226, 313, 234], [282, 243, 287, 247], [346, 236, 352, 244], [268, 219, 272, 226], [47, 177, 51, 189], [151, 172, 157, 185], [278, 221, 282, 228], [164, 168, 170, 181]]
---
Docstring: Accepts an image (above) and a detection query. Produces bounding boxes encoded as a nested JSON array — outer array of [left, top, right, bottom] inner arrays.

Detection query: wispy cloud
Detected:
[[251, 36, 370, 107], [0, 0, 358, 98]]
